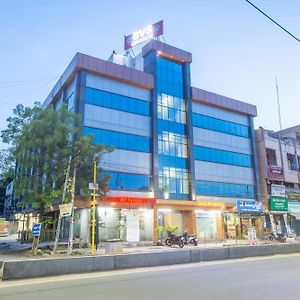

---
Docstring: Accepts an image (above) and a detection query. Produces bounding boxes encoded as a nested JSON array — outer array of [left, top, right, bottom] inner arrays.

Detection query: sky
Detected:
[[0, 0, 300, 150]]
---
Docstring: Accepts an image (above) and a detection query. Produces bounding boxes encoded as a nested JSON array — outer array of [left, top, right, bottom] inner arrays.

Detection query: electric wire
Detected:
[[0, 75, 60, 88], [0, 79, 57, 106], [1, 23, 115, 52], [244, 0, 300, 44]]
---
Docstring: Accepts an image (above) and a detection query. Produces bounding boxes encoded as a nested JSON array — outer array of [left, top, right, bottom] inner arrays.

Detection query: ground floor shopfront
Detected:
[[72, 197, 264, 243], [12, 196, 266, 243]]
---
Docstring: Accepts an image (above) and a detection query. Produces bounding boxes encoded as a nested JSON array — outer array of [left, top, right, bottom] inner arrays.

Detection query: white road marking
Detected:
[[1, 253, 299, 288]]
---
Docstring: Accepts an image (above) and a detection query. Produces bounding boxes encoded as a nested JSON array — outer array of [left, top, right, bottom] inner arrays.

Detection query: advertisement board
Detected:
[[124, 20, 163, 50], [236, 200, 263, 213], [288, 201, 300, 213], [270, 196, 288, 211], [271, 184, 286, 197], [59, 203, 73, 218], [267, 165, 283, 181]]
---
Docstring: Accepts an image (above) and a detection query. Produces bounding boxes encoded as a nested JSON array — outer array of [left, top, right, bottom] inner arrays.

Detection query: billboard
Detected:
[[236, 200, 263, 213], [124, 20, 163, 50], [270, 196, 288, 211]]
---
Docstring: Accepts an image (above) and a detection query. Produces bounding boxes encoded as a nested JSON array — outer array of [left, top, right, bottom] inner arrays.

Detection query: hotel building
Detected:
[[43, 40, 261, 242]]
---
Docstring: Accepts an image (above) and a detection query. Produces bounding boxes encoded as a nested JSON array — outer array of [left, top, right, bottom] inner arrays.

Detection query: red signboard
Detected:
[[102, 196, 156, 205], [267, 165, 283, 181], [124, 20, 163, 50]]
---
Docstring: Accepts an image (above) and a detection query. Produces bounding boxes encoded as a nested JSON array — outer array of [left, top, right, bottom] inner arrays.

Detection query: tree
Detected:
[[1, 103, 111, 253], [0, 149, 15, 216]]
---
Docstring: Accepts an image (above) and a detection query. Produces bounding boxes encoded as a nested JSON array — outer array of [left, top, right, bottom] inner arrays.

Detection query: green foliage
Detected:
[[156, 225, 163, 233], [1, 103, 112, 221], [167, 226, 178, 233]]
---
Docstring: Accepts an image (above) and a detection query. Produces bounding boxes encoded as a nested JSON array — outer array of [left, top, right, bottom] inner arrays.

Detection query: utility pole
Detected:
[[91, 161, 97, 256], [68, 162, 76, 255], [275, 77, 283, 131], [52, 156, 72, 255]]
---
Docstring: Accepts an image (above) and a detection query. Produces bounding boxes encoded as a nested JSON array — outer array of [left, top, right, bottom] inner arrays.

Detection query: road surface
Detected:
[[1, 254, 300, 299]]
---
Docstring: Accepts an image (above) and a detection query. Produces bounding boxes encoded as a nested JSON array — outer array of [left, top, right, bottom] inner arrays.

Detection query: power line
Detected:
[[0, 80, 57, 106], [0, 75, 60, 88], [1, 23, 115, 52], [244, 0, 300, 44], [0, 78, 56, 101]]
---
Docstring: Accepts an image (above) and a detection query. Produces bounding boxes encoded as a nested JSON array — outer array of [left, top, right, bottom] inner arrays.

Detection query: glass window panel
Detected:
[[85, 88, 150, 116]]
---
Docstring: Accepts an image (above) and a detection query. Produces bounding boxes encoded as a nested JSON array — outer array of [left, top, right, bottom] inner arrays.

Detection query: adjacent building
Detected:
[[256, 126, 300, 236], [40, 40, 261, 242]]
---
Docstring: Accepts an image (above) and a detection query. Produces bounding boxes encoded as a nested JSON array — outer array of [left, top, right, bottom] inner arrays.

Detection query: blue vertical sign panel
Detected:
[[32, 223, 42, 237]]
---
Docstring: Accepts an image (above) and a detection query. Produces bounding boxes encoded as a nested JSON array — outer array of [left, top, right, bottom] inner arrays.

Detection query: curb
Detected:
[[1, 243, 300, 280]]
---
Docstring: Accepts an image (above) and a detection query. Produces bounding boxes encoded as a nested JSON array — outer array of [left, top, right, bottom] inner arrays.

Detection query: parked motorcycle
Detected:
[[268, 232, 286, 243], [165, 231, 184, 248], [182, 231, 198, 246]]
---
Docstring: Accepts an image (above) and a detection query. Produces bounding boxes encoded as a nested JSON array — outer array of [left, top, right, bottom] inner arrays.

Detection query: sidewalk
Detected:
[[1, 234, 299, 261]]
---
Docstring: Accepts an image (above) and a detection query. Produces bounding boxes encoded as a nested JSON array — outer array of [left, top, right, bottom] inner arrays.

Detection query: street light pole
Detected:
[[91, 161, 97, 256]]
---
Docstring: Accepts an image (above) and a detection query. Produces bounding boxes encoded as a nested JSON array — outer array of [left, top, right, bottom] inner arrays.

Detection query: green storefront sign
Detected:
[[270, 196, 288, 211]]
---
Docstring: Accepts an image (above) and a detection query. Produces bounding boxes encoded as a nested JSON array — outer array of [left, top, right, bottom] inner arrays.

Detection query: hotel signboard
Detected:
[[124, 20, 163, 50]]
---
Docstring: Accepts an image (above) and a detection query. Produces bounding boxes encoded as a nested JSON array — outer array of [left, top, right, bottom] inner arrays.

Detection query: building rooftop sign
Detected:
[[124, 20, 163, 50]]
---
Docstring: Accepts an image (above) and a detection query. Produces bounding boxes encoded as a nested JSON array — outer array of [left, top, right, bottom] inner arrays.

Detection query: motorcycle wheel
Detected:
[[165, 238, 172, 246], [268, 236, 274, 241], [178, 240, 184, 248], [192, 239, 198, 246], [281, 238, 286, 243]]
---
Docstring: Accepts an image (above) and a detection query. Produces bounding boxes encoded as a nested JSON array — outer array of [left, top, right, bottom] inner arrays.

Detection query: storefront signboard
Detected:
[[287, 192, 300, 200], [271, 184, 286, 197], [124, 20, 163, 50], [236, 200, 263, 213], [103, 196, 156, 205], [288, 201, 300, 213], [270, 196, 288, 211], [267, 165, 283, 181]]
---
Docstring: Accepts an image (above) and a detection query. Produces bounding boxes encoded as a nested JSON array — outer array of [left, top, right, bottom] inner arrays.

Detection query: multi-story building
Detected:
[[42, 40, 261, 243], [256, 125, 300, 236]]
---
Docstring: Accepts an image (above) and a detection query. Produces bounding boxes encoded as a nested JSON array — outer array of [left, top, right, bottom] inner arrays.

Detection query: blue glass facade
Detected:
[[85, 87, 150, 116], [103, 171, 150, 191], [79, 43, 258, 202], [192, 113, 249, 138], [195, 181, 255, 199], [194, 146, 252, 168], [83, 126, 150, 153], [144, 55, 190, 199]]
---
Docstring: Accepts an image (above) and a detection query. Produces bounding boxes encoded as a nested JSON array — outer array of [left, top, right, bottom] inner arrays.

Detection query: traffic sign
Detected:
[[32, 223, 42, 237]]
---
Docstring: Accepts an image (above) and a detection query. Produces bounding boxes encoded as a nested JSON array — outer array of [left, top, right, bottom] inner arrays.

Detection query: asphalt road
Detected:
[[1, 254, 300, 300]]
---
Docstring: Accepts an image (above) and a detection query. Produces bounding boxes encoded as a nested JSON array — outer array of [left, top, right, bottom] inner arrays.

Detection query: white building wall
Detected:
[[194, 161, 255, 185], [84, 104, 150, 137], [86, 74, 151, 102], [192, 102, 249, 126], [193, 127, 252, 155]]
